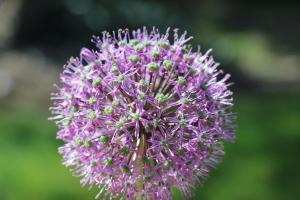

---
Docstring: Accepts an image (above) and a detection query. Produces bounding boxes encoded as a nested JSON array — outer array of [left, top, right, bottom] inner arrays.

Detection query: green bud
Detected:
[[85, 138, 92, 147], [151, 50, 160, 58], [110, 65, 118, 73], [123, 166, 131, 173], [188, 66, 196, 75], [118, 40, 126, 47], [161, 140, 168, 147], [88, 96, 97, 104], [163, 60, 173, 70], [179, 148, 185, 156], [92, 78, 102, 87], [100, 135, 109, 144], [112, 99, 120, 106], [138, 80, 148, 88], [148, 62, 159, 72], [207, 117, 214, 127], [145, 123, 153, 132], [153, 118, 161, 127], [104, 157, 113, 166], [87, 110, 96, 120], [156, 93, 168, 104], [179, 119, 187, 127], [129, 55, 139, 63], [181, 98, 189, 105], [198, 111, 205, 119], [104, 106, 113, 115], [159, 42, 169, 49], [71, 106, 77, 113], [129, 39, 139, 46], [138, 92, 145, 100], [76, 138, 83, 146], [164, 160, 173, 169], [116, 121, 123, 129], [135, 44, 144, 51], [120, 146, 130, 155], [122, 115, 130, 122], [118, 74, 125, 81], [132, 113, 141, 122], [178, 76, 187, 86], [200, 83, 207, 90], [142, 156, 150, 164]]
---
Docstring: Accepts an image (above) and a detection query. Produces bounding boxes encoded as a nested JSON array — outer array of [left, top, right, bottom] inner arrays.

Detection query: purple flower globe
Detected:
[[50, 27, 236, 199]]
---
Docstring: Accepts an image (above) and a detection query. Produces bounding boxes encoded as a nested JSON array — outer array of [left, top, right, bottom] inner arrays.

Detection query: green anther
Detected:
[[129, 39, 139, 46], [104, 106, 113, 115], [151, 50, 160, 58], [123, 166, 131, 173], [148, 62, 159, 72], [116, 121, 123, 129], [179, 119, 187, 127], [129, 55, 139, 63], [161, 140, 168, 147], [188, 66, 196, 75], [163, 60, 173, 70], [156, 93, 168, 104], [85, 138, 92, 147], [132, 113, 141, 122], [138, 92, 145, 100], [120, 146, 130, 155], [200, 83, 207, 90], [100, 135, 109, 144], [88, 96, 97, 104], [118, 74, 125, 81], [181, 98, 189, 105], [164, 160, 173, 169], [87, 110, 96, 120], [198, 111, 205, 119], [110, 65, 118, 73], [178, 76, 187, 86], [104, 157, 113, 166], [76, 138, 83, 146], [135, 44, 144, 51], [92, 78, 102, 87], [153, 118, 160, 127], [71, 106, 77, 113], [207, 117, 214, 127], [179, 148, 185, 156], [112, 99, 120, 106]]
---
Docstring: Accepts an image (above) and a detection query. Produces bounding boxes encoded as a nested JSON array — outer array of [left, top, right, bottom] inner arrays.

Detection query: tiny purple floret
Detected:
[[50, 27, 236, 199]]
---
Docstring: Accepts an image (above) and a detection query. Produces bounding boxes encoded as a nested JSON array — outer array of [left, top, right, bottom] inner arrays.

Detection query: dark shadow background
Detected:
[[0, 0, 299, 199]]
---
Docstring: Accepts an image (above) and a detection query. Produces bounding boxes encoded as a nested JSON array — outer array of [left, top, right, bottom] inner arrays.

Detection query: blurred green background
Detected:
[[0, 0, 299, 199]]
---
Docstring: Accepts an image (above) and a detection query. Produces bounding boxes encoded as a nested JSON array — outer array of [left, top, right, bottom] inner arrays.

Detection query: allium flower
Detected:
[[50, 27, 236, 199]]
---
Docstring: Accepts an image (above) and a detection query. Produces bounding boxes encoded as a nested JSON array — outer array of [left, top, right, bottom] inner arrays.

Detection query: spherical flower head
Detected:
[[50, 27, 236, 199]]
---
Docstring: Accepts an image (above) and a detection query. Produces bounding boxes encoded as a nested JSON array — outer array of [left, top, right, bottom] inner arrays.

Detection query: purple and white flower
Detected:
[[50, 27, 236, 199]]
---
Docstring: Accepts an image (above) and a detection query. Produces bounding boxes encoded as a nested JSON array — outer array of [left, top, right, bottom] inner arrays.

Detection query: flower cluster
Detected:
[[50, 27, 235, 199]]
